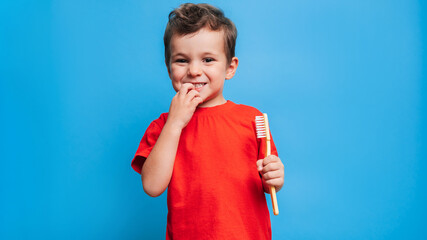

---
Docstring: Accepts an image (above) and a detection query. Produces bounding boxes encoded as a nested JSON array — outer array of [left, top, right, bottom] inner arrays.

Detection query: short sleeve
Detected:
[[131, 115, 166, 174]]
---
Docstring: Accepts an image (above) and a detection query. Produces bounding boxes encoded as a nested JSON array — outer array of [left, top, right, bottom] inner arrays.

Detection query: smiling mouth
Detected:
[[193, 83, 207, 88]]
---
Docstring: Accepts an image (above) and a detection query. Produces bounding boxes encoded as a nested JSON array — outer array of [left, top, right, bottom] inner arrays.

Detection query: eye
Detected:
[[175, 59, 187, 63], [204, 58, 214, 63]]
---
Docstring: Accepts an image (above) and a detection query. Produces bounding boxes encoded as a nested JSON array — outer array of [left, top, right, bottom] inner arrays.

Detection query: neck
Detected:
[[197, 96, 227, 108]]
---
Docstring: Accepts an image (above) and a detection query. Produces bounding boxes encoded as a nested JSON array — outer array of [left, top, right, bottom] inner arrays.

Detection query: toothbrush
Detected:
[[256, 113, 279, 215]]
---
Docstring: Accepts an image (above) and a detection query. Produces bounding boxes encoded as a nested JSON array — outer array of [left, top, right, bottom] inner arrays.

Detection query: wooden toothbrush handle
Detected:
[[270, 186, 279, 215], [267, 141, 279, 215], [263, 113, 279, 215]]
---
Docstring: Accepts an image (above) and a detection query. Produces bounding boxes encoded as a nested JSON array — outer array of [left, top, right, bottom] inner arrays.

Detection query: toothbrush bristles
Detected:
[[255, 116, 266, 138]]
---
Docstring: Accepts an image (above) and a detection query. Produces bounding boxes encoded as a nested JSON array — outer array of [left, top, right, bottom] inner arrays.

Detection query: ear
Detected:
[[225, 57, 239, 80]]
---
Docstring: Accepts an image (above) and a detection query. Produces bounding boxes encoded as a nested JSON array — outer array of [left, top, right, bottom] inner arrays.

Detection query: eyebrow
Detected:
[[171, 53, 188, 58], [201, 52, 219, 56], [171, 52, 219, 58]]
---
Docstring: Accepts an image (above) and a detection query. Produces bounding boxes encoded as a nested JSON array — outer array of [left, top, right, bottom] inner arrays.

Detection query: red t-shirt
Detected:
[[132, 101, 278, 240]]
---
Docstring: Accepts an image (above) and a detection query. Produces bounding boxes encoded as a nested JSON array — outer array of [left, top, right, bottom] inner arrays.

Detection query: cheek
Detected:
[[169, 67, 184, 91], [208, 71, 224, 83], [171, 79, 181, 92], [170, 66, 186, 79]]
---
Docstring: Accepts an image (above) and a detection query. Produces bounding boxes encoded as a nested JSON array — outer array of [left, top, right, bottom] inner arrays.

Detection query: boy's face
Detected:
[[167, 27, 238, 108]]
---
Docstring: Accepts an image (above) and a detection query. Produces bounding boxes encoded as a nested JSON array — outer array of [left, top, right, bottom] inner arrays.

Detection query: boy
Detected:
[[132, 3, 285, 239]]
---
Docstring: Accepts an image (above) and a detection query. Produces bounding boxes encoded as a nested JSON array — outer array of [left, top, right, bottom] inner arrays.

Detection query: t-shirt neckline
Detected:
[[193, 100, 235, 116]]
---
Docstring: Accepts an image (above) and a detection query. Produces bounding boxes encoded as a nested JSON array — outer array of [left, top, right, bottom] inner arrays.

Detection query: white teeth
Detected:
[[194, 83, 204, 88]]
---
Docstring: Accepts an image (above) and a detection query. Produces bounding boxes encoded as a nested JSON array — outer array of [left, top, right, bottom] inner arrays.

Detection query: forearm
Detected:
[[141, 121, 182, 197]]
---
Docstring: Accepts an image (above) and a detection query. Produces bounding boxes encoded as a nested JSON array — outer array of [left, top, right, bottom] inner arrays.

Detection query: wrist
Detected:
[[164, 120, 184, 134]]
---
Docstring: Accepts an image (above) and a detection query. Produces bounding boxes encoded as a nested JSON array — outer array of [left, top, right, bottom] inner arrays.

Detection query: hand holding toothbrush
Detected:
[[256, 155, 285, 193]]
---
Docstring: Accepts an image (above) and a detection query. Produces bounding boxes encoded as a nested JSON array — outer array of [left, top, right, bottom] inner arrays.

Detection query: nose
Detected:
[[188, 62, 202, 77]]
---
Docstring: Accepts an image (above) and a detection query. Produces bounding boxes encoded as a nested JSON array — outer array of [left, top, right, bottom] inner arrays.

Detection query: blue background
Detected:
[[1, 0, 426, 239]]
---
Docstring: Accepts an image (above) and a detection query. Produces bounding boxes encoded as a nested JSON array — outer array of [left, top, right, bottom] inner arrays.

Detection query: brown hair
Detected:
[[164, 3, 237, 68]]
